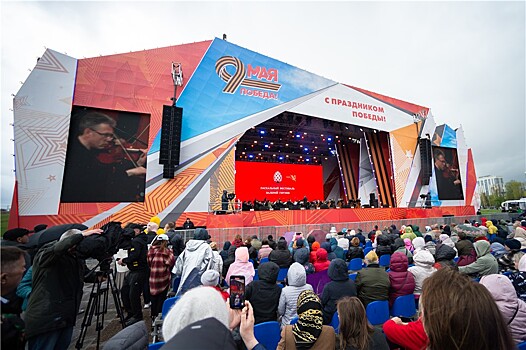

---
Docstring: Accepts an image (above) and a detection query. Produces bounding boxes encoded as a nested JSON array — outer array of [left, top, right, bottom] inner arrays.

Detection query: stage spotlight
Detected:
[[264, 144, 269, 148], [279, 156, 284, 160], [304, 147, 309, 152], [259, 130, 265, 135], [296, 134, 301, 138], [327, 137, 332, 142], [248, 154, 254, 159], [306, 158, 310, 162]]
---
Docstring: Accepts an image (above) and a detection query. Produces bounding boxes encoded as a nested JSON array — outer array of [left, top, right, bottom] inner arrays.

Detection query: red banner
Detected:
[[235, 161, 324, 202]]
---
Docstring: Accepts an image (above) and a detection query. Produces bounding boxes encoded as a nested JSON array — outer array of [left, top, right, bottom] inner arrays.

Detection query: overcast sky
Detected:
[[1, 1, 525, 208]]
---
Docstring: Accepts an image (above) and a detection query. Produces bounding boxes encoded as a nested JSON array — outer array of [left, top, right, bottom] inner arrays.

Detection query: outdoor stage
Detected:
[[177, 206, 476, 229]]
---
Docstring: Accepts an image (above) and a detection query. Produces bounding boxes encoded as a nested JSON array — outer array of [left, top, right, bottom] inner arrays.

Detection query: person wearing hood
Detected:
[[346, 237, 364, 261], [412, 237, 425, 254], [491, 242, 507, 259], [441, 225, 451, 237], [277, 290, 335, 350], [459, 240, 498, 277], [293, 238, 315, 274], [355, 251, 390, 308], [403, 238, 414, 253], [172, 228, 214, 294], [225, 246, 255, 286], [388, 252, 416, 307], [330, 237, 345, 260], [269, 240, 293, 268], [439, 234, 456, 251], [161, 286, 263, 350], [375, 231, 393, 258], [320, 242, 337, 261], [408, 250, 436, 301], [314, 248, 330, 272], [258, 239, 273, 260], [246, 261, 282, 324], [486, 220, 498, 242], [433, 244, 458, 270], [423, 235, 436, 257], [220, 241, 231, 262], [455, 231, 475, 266], [306, 235, 316, 250], [411, 225, 423, 238], [392, 238, 413, 264], [352, 229, 366, 246], [321, 259, 357, 324], [401, 227, 416, 241], [480, 274, 526, 344], [508, 254, 526, 301], [278, 263, 314, 326], [310, 241, 320, 264]]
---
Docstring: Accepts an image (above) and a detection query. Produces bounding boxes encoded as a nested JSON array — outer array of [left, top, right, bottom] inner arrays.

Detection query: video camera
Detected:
[[76, 221, 125, 268], [227, 192, 236, 201]]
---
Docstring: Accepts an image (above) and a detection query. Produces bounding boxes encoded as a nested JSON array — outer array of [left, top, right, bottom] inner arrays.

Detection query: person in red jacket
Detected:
[[388, 252, 416, 306], [310, 241, 320, 264], [313, 248, 330, 272], [383, 317, 428, 350]]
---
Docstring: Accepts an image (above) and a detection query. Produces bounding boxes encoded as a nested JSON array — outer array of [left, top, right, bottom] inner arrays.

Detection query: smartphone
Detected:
[[229, 275, 246, 309]]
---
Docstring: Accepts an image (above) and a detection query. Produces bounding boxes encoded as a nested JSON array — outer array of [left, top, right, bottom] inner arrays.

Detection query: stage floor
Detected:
[[176, 206, 476, 229]]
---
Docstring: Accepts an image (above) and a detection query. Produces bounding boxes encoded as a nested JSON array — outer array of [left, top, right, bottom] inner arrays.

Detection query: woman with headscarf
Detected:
[[403, 238, 414, 254], [225, 246, 255, 286], [309, 242, 320, 264], [455, 231, 475, 266], [408, 250, 436, 302], [392, 238, 413, 264], [313, 248, 330, 272], [411, 237, 425, 254], [277, 290, 335, 350]]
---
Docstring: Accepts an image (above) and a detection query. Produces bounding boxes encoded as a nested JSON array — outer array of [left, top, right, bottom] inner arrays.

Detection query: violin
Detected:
[[97, 137, 145, 167], [442, 163, 459, 179]]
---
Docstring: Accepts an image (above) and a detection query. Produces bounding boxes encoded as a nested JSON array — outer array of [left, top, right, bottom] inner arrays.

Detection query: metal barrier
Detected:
[[183, 213, 515, 249]]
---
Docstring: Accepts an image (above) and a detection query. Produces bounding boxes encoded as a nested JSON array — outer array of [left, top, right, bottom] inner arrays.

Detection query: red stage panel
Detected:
[[235, 162, 323, 202]]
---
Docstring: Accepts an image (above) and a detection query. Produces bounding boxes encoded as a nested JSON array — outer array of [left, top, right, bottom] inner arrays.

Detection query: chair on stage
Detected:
[[254, 321, 281, 350], [366, 300, 390, 326], [390, 294, 417, 319], [348, 258, 363, 271]]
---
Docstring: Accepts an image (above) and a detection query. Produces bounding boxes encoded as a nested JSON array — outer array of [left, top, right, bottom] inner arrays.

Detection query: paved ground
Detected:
[[68, 261, 153, 350]]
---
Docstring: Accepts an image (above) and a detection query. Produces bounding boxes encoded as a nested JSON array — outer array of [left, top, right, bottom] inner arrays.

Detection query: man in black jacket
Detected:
[[117, 228, 148, 326], [245, 262, 281, 324], [24, 228, 102, 350]]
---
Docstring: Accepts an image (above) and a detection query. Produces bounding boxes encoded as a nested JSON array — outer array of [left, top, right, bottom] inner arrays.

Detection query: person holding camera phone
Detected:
[[117, 225, 148, 326]]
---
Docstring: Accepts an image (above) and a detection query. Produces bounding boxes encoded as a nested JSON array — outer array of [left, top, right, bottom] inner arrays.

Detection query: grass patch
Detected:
[[1, 211, 10, 236], [480, 209, 502, 215]]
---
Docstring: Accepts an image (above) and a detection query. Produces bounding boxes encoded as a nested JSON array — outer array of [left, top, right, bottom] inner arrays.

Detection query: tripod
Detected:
[[75, 267, 125, 349]]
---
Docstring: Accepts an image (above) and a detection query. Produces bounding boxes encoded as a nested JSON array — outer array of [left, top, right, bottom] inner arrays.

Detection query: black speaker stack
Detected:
[[369, 193, 379, 208], [419, 138, 432, 185], [159, 105, 183, 179]]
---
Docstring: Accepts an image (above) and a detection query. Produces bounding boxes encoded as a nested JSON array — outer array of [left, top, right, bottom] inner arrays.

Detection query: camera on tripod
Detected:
[[227, 192, 235, 201]]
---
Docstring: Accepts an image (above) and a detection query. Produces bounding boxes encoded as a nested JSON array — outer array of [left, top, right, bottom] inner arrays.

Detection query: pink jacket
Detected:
[[226, 247, 255, 285], [480, 274, 526, 343]]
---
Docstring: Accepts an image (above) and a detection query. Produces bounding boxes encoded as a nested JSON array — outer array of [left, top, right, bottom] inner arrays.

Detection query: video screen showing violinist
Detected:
[[432, 146, 464, 200], [61, 107, 150, 203]]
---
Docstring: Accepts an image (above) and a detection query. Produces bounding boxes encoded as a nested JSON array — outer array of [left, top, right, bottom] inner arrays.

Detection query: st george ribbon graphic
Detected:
[[215, 56, 281, 93]]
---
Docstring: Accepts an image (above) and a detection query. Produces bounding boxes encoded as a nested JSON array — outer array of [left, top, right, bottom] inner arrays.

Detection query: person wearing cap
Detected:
[[2, 228, 30, 247], [147, 234, 175, 322], [201, 270, 229, 301]]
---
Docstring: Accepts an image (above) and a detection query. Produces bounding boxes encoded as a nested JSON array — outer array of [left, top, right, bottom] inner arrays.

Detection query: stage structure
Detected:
[[8, 38, 480, 230]]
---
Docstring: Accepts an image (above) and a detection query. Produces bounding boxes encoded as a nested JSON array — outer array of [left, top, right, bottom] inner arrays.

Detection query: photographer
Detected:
[[25, 228, 102, 350], [117, 225, 148, 326]]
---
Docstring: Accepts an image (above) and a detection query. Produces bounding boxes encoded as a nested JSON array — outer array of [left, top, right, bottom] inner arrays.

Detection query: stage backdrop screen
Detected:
[[61, 106, 150, 203], [235, 161, 324, 202], [432, 146, 464, 200]]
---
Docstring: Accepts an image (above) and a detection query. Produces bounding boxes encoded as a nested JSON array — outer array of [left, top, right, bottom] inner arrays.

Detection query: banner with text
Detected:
[[235, 162, 324, 202]]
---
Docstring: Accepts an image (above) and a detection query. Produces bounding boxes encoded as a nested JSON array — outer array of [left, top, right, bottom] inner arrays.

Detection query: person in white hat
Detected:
[[329, 227, 338, 237], [147, 233, 175, 322]]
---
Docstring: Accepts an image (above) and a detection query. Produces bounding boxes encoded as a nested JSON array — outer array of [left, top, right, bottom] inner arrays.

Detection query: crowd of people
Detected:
[[2, 216, 526, 349]]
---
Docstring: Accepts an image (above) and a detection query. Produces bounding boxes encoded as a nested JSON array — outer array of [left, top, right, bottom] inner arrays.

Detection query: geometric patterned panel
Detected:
[[14, 49, 77, 215], [210, 146, 236, 211], [389, 122, 420, 207]]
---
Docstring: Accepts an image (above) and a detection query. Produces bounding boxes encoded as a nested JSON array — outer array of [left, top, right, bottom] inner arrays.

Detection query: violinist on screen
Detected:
[[433, 149, 464, 200], [61, 112, 147, 203]]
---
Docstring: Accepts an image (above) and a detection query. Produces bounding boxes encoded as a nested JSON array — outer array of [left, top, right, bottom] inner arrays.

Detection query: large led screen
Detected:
[[432, 146, 464, 200], [61, 106, 150, 203], [235, 161, 324, 202]]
